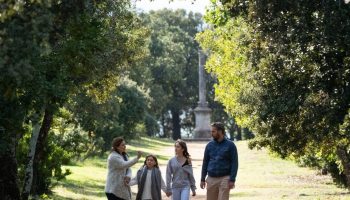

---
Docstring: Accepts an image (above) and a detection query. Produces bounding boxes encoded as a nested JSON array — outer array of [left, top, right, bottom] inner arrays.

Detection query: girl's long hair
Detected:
[[143, 155, 159, 168], [176, 139, 190, 159]]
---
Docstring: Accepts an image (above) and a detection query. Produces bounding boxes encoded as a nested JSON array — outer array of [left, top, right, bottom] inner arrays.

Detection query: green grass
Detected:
[[233, 141, 350, 200], [50, 165, 106, 200], [49, 137, 173, 200], [48, 138, 350, 200]]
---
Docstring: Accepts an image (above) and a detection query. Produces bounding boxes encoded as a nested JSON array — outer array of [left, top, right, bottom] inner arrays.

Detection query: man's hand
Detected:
[[228, 181, 235, 189], [200, 181, 206, 189]]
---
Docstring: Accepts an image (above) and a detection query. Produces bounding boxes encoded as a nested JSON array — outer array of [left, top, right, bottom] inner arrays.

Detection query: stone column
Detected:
[[194, 49, 212, 139]]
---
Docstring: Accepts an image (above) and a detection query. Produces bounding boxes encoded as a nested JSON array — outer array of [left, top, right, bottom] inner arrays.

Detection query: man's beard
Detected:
[[212, 135, 219, 141]]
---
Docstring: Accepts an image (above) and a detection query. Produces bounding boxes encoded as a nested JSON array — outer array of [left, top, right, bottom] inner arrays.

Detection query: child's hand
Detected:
[[123, 176, 130, 185]]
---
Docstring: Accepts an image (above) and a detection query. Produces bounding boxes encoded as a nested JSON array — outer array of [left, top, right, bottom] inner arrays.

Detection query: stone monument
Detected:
[[193, 49, 212, 139]]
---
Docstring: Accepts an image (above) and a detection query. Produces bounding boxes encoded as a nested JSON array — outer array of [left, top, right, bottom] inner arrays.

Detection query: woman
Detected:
[[166, 139, 196, 200], [105, 137, 142, 200]]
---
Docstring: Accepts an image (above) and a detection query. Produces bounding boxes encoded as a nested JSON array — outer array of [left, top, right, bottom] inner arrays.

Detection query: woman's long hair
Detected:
[[175, 139, 190, 159], [111, 137, 128, 160]]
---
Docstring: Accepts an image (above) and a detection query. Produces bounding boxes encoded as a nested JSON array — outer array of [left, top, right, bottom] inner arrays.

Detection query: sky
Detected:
[[132, 0, 211, 14]]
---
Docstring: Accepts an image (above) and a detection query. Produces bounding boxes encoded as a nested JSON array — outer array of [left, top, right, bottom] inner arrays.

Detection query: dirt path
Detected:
[[154, 140, 350, 200], [54, 139, 350, 200]]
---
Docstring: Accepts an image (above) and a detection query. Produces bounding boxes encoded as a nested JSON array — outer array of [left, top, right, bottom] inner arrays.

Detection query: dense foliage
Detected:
[[1, 0, 147, 198], [197, 0, 350, 188]]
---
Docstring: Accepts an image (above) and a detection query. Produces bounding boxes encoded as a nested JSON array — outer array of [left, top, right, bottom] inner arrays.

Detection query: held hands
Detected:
[[200, 181, 206, 189], [123, 176, 130, 185], [165, 192, 172, 197], [192, 191, 196, 196]]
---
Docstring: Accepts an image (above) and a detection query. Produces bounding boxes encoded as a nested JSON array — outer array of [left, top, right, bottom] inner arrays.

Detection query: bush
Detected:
[[296, 153, 347, 188], [17, 130, 72, 195]]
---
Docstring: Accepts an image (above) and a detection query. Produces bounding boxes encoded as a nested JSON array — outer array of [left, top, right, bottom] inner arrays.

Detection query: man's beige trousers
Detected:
[[206, 176, 230, 200]]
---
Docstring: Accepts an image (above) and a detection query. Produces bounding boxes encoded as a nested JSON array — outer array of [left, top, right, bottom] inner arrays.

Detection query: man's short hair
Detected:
[[211, 122, 225, 134]]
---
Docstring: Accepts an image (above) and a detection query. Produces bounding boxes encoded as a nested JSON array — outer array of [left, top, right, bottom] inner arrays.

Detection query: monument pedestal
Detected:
[[194, 103, 211, 139]]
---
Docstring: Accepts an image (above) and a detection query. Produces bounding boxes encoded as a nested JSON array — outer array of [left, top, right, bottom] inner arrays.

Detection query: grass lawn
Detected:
[[50, 137, 174, 200], [48, 137, 350, 200], [233, 141, 350, 200]]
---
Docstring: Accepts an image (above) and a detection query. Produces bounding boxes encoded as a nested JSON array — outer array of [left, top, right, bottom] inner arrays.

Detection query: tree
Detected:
[[131, 9, 203, 140], [1, 0, 147, 198], [207, 71, 245, 140], [69, 78, 148, 152], [30, 0, 147, 195], [197, 0, 350, 187], [1, 1, 54, 198]]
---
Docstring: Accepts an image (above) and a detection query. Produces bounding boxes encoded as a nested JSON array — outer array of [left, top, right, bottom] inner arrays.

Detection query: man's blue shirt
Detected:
[[201, 138, 238, 182]]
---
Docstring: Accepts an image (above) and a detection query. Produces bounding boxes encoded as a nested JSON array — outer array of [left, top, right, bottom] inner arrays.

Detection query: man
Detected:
[[200, 122, 238, 200]]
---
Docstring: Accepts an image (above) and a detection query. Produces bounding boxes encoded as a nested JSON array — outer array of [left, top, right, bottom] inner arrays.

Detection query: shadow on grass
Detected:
[[65, 156, 107, 168], [62, 179, 104, 190], [232, 190, 350, 199], [48, 195, 75, 200], [129, 137, 173, 150], [297, 191, 350, 198], [51, 178, 105, 199], [324, 191, 350, 196], [79, 158, 107, 168]]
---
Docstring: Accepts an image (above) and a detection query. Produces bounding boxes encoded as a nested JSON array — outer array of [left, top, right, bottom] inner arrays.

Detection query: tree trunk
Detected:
[[21, 114, 41, 200], [171, 109, 181, 140], [236, 126, 242, 141], [160, 114, 169, 138], [0, 130, 21, 200], [31, 108, 54, 195], [336, 146, 350, 190], [227, 121, 235, 141]]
